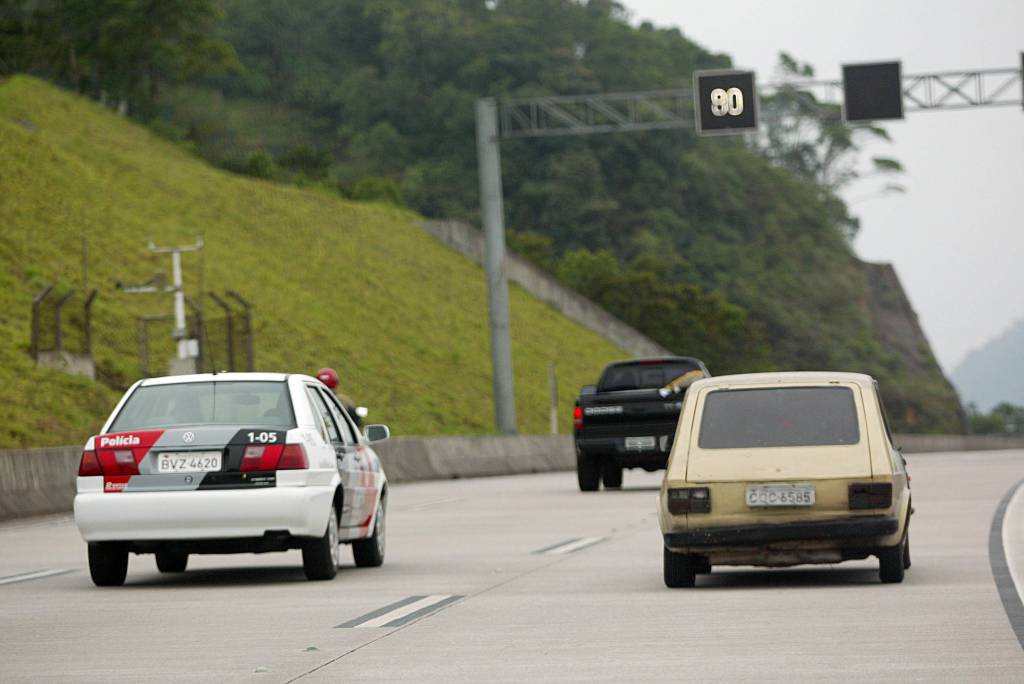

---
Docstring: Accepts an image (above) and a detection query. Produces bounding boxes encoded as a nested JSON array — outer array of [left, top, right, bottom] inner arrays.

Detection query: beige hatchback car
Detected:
[[659, 372, 911, 588]]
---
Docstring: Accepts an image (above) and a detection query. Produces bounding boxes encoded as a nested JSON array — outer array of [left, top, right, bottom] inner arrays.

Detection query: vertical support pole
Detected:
[[226, 291, 254, 371], [31, 285, 54, 361], [475, 97, 517, 434], [186, 297, 206, 372], [171, 250, 187, 359], [83, 289, 98, 356], [53, 289, 75, 353], [208, 292, 235, 371], [549, 361, 559, 435]]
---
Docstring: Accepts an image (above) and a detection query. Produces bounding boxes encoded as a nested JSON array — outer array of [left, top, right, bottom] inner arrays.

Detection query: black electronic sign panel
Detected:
[[842, 61, 903, 122], [694, 70, 758, 136]]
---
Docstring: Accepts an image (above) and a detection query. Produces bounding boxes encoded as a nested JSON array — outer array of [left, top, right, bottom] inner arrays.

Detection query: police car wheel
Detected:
[[155, 551, 188, 573], [303, 504, 340, 581], [88, 542, 128, 587], [353, 499, 386, 568]]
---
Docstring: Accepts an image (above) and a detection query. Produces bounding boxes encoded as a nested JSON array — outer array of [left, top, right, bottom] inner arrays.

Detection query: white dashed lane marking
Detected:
[[0, 569, 76, 586], [336, 595, 463, 629], [532, 537, 604, 555]]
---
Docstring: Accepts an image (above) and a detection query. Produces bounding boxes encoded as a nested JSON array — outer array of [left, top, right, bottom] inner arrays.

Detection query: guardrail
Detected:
[[2, 434, 1022, 521]]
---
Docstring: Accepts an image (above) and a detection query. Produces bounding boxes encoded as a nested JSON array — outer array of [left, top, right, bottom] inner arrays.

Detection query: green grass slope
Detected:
[[0, 76, 626, 448]]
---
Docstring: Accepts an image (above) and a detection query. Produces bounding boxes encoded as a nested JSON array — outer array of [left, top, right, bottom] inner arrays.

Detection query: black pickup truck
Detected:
[[573, 356, 709, 491]]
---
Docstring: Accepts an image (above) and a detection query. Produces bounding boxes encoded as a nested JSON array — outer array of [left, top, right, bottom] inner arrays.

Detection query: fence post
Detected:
[[83, 289, 98, 356], [185, 297, 206, 372], [31, 285, 54, 360], [207, 292, 235, 371], [52, 289, 76, 353], [226, 290, 254, 371]]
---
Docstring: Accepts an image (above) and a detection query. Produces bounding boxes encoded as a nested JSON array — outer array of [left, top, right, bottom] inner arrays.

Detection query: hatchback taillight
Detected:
[[667, 487, 711, 514], [573, 405, 583, 431], [276, 444, 308, 470], [848, 482, 892, 510], [78, 450, 102, 476]]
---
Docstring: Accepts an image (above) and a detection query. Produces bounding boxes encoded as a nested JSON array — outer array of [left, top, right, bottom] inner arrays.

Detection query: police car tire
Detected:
[[89, 542, 128, 587], [352, 499, 386, 568], [663, 547, 697, 588], [303, 505, 339, 581], [155, 551, 188, 573], [577, 453, 601, 492], [601, 462, 623, 489], [878, 536, 906, 584]]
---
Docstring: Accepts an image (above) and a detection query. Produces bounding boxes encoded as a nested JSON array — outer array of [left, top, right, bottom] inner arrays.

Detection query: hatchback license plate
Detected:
[[157, 452, 222, 473], [625, 436, 656, 451], [746, 485, 815, 507]]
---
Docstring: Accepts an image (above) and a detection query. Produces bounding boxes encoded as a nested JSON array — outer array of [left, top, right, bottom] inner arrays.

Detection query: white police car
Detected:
[[74, 373, 389, 586]]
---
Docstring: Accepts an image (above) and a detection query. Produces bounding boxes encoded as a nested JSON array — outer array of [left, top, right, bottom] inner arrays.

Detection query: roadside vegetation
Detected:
[[0, 0, 963, 432], [0, 76, 626, 448]]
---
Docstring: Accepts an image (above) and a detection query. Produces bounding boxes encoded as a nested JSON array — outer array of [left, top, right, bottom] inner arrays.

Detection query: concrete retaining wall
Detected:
[[419, 220, 671, 358], [2, 433, 1022, 521]]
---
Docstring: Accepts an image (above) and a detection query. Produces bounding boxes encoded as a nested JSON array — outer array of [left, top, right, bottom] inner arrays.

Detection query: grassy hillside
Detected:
[[0, 76, 626, 448]]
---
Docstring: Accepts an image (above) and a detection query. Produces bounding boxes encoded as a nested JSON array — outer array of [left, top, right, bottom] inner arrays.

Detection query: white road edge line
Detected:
[[0, 568, 75, 586], [354, 595, 457, 629], [543, 536, 604, 555], [1001, 481, 1024, 606]]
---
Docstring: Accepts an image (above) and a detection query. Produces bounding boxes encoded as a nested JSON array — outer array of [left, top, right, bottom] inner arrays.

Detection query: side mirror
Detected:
[[580, 384, 597, 396], [355, 406, 369, 419], [364, 424, 390, 443]]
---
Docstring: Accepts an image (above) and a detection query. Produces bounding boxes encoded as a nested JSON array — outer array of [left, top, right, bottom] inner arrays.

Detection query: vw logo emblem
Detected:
[[182, 431, 196, 444]]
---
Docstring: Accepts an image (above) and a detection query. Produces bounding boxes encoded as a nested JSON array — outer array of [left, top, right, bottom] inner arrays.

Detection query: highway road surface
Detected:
[[2, 450, 1023, 682]]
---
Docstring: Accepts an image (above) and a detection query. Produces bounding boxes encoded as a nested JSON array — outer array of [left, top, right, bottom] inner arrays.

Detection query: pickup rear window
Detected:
[[598, 362, 702, 392], [108, 381, 295, 431], [698, 386, 860, 449]]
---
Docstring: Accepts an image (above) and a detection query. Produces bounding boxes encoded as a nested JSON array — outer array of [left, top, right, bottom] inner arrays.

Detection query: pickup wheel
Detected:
[[601, 461, 623, 489], [576, 452, 601, 492], [663, 547, 697, 588]]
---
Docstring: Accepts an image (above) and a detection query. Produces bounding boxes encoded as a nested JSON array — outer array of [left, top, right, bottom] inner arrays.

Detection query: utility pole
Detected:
[[147, 239, 204, 360], [475, 98, 517, 434]]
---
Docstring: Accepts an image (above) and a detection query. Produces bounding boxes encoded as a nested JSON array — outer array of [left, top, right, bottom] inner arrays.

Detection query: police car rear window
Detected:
[[698, 386, 860, 449], [109, 381, 295, 431]]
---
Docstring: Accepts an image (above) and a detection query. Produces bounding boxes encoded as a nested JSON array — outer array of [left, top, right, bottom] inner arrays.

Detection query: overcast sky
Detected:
[[622, 0, 1024, 372]]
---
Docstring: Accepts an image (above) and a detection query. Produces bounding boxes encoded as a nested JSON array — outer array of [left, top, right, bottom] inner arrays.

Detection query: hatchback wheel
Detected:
[[88, 542, 128, 587], [303, 504, 340, 581], [663, 547, 697, 588], [353, 498, 386, 568], [878, 535, 906, 584], [155, 551, 188, 573]]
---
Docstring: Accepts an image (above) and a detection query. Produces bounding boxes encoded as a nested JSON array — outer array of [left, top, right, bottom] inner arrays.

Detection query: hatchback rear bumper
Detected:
[[664, 516, 898, 548]]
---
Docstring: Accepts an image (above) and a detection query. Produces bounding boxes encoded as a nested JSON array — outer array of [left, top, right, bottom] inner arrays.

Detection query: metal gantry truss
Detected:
[[499, 66, 1023, 138]]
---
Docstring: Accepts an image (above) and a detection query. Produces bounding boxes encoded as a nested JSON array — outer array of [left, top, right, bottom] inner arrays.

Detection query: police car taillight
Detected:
[[78, 450, 102, 476], [240, 445, 283, 471], [276, 444, 308, 470]]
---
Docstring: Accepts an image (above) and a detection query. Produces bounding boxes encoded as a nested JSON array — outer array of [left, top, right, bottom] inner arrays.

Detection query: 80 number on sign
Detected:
[[694, 70, 758, 135]]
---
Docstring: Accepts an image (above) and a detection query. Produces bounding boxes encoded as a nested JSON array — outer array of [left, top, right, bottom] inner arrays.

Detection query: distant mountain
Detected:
[[951, 319, 1024, 412]]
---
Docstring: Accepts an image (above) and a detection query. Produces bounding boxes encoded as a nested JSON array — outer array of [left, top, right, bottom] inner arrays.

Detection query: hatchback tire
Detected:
[[576, 453, 601, 492], [155, 551, 188, 573], [88, 542, 128, 587], [303, 504, 340, 581], [664, 547, 697, 588], [878, 535, 906, 584], [353, 499, 386, 568]]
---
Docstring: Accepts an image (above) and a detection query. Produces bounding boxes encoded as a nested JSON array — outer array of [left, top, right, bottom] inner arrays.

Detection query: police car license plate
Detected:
[[746, 485, 815, 507], [157, 452, 222, 473], [625, 436, 656, 451]]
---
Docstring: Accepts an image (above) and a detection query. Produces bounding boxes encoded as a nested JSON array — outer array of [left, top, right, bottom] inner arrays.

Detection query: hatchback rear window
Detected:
[[109, 381, 295, 431], [698, 386, 860, 449], [598, 362, 702, 392]]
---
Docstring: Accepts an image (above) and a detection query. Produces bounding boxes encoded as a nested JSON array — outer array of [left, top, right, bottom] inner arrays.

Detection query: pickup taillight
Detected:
[[573, 405, 583, 431]]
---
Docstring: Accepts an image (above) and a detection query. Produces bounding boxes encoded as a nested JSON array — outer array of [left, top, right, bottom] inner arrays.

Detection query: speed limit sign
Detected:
[[694, 69, 758, 136]]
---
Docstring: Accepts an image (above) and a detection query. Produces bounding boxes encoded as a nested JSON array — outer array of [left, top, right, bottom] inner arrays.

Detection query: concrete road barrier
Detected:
[[2, 433, 1022, 521]]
